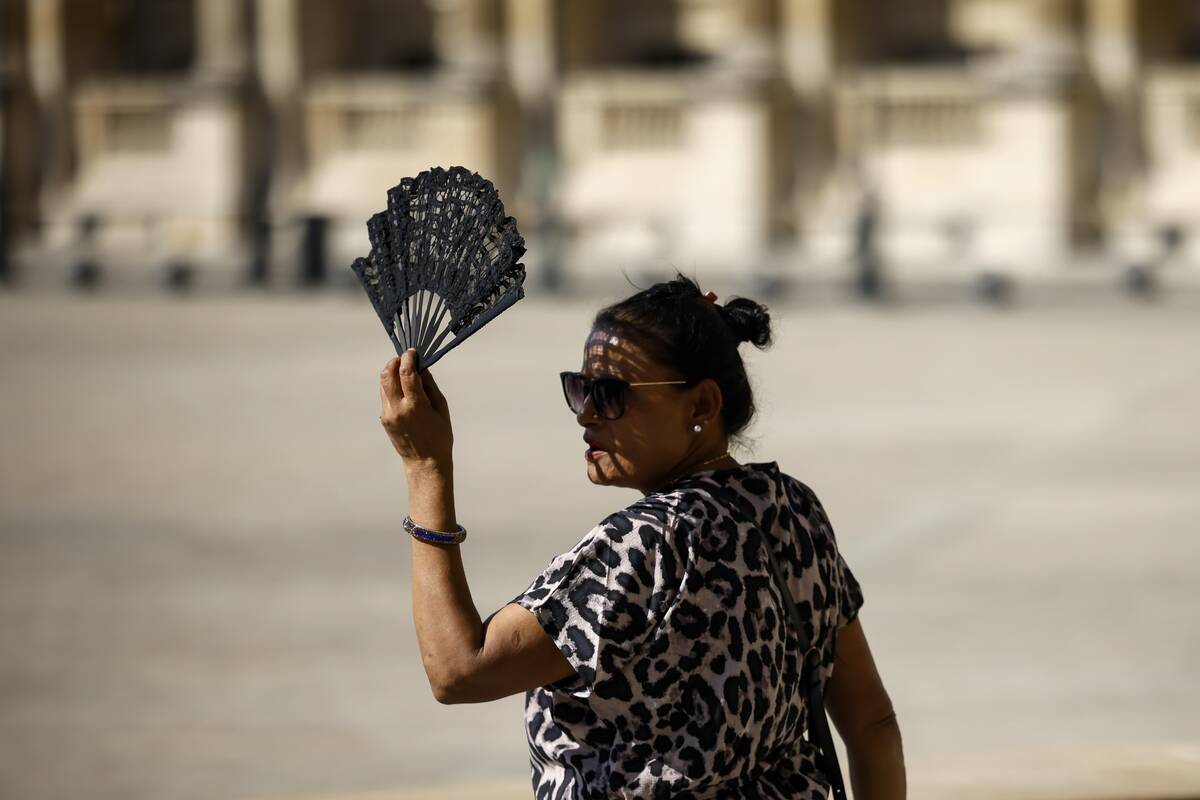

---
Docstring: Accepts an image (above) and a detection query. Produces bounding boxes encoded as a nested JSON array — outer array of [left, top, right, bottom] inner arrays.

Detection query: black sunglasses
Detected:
[[559, 371, 694, 420]]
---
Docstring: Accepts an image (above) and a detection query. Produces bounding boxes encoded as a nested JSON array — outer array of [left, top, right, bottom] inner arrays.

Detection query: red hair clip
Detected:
[[703, 291, 718, 303]]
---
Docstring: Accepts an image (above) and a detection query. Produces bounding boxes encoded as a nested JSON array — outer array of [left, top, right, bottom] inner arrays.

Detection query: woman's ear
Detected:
[[690, 378, 724, 427]]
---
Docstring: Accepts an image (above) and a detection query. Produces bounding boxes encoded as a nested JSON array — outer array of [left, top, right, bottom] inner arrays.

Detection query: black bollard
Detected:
[[72, 214, 102, 291], [70, 258, 101, 291], [164, 259, 194, 292], [247, 216, 270, 288], [0, 176, 8, 287], [1120, 263, 1156, 299], [300, 215, 328, 288], [749, 272, 787, 301], [972, 270, 1013, 305], [852, 191, 887, 302]]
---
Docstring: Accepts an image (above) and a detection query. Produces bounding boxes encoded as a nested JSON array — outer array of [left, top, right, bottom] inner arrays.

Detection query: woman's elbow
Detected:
[[428, 666, 464, 704], [847, 707, 904, 758], [433, 674, 473, 704], [432, 666, 487, 705], [432, 683, 455, 705], [871, 707, 900, 734]]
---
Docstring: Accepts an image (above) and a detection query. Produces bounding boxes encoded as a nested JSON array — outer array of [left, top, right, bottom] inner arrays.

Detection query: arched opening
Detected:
[[834, 0, 969, 66], [1138, 0, 1200, 63], [61, 0, 196, 79], [297, 0, 435, 77], [558, 0, 709, 72]]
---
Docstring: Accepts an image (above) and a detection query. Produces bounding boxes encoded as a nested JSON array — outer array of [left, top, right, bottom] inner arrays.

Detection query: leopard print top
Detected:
[[509, 460, 864, 799]]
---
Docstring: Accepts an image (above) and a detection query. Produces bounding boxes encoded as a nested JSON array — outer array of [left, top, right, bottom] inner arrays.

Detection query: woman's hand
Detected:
[[379, 348, 453, 472]]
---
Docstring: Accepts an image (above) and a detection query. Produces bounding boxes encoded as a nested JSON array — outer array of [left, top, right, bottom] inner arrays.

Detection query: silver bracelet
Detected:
[[403, 515, 467, 545]]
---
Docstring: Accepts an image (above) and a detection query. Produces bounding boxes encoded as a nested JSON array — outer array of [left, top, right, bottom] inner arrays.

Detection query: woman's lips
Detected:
[[585, 447, 608, 461]]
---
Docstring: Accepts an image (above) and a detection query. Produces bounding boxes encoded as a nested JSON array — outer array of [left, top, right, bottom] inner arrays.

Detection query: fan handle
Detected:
[[410, 283, 525, 372]]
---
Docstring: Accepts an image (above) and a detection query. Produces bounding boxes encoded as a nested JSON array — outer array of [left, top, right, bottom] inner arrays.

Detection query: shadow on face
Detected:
[[576, 326, 698, 494]]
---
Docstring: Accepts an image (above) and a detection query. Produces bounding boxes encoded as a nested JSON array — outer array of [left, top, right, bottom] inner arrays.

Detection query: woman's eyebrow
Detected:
[[582, 366, 620, 380]]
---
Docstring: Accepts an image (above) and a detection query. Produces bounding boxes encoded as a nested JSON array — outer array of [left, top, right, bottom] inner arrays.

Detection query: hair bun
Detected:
[[719, 297, 772, 348]]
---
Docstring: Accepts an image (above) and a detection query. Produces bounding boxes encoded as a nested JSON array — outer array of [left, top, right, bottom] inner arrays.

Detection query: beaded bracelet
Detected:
[[403, 515, 468, 545]]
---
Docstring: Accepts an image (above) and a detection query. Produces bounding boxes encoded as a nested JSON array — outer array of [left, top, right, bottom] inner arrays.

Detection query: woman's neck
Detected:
[[644, 450, 740, 496]]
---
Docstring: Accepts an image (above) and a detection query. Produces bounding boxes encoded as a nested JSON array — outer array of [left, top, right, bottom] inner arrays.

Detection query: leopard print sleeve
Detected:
[[509, 498, 675, 698], [807, 489, 865, 629], [834, 552, 864, 627], [796, 482, 864, 633]]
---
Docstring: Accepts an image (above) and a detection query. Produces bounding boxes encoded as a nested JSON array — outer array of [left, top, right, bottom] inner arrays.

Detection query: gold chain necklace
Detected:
[[664, 450, 734, 486]]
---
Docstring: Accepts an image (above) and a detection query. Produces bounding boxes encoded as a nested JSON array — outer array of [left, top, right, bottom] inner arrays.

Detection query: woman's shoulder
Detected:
[[590, 494, 679, 546], [603, 461, 834, 540], [656, 459, 816, 500], [688, 461, 842, 544]]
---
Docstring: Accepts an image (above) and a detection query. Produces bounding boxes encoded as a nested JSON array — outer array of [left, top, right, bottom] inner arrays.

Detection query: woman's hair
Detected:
[[593, 270, 773, 449]]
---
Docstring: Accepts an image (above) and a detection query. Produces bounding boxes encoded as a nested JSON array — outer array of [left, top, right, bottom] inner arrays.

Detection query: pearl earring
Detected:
[[692, 424, 702, 432]]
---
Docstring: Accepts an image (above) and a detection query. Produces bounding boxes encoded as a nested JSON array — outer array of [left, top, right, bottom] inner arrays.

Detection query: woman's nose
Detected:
[[576, 391, 599, 425]]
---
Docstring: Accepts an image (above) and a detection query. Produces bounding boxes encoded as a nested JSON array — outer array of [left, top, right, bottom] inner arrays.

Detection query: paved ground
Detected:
[[1, 285, 1198, 800]]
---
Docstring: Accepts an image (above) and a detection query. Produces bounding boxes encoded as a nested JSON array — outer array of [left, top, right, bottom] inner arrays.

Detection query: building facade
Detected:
[[2, 0, 1199, 294]]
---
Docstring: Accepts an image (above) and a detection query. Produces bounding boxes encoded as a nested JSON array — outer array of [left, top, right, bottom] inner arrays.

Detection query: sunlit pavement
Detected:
[[2, 286, 1198, 800], [249, 744, 1200, 800]]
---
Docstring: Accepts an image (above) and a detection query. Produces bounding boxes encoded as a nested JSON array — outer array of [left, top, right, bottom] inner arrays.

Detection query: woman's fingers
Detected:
[[381, 356, 402, 402], [397, 349, 427, 404], [381, 350, 451, 413], [377, 350, 453, 464], [422, 368, 448, 415]]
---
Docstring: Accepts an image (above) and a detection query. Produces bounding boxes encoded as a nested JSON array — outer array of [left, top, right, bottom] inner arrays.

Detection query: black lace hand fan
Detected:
[[350, 165, 527, 371]]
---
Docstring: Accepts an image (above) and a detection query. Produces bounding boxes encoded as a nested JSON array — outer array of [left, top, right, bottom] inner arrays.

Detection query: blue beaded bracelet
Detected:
[[403, 515, 468, 545]]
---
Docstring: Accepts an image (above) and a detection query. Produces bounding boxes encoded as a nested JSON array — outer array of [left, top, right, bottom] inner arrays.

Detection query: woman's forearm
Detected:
[[406, 462, 483, 698], [845, 714, 906, 800]]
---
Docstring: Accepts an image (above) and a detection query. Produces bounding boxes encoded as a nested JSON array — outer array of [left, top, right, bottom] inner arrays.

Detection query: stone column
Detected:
[[254, 0, 305, 284], [170, 0, 252, 279], [779, 0, 841, 261], [677, 0, 745, 60], [506, 0, 554, 105], [973, 0, 1082, 273], [505, 0, 559, 289], [780, 0, 833, 97], [197, 0, 249, 83], [257, 0, 301, 102], [0, 2, 36, 277], [1, 2, 8, 281], [1085, 0, 1144, 242], [428, 0, 497, 74], [1028, 0, 1078, 55], [26, 0, 71, 213], [1087, 0, 1137, 95], [256, 0, 303, 183]]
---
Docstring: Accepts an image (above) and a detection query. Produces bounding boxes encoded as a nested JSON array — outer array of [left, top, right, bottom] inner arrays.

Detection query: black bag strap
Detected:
[[761, 532, 849, 800]]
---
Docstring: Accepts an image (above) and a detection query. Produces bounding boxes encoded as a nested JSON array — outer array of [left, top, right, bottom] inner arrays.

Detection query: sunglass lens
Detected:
[[592, 379, 625, 420], [561, 372, 587, 414]]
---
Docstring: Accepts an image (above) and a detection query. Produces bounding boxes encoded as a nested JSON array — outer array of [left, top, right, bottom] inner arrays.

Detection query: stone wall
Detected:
[[2, 0, 1198, 293]]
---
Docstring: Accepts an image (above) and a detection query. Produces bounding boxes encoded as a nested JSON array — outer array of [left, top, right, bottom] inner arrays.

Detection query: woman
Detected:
[[379, 273, 905, 799]]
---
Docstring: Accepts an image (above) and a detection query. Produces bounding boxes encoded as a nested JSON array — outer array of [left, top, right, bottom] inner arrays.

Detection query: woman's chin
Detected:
[[586, 458, 641, 491], [585, 454, 618, 484], [585, 459, 605, 483]]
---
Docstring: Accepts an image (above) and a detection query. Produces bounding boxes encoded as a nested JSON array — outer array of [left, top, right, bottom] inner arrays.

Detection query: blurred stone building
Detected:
[[2, 0, 1199, 294]]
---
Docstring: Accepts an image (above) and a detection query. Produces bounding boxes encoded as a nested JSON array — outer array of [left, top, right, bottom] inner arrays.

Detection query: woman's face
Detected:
[[576, 325, 721, 495]]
